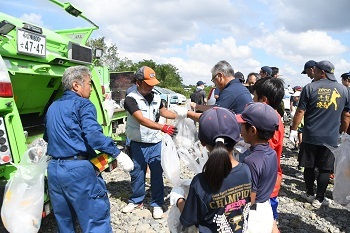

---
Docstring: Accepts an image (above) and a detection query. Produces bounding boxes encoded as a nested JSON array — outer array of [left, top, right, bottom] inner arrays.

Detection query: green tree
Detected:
[[87, 37, 120, 71], [87, 39, 185, 90]]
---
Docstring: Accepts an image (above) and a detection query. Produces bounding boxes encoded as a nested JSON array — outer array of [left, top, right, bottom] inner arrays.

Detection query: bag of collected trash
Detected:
[[173, 117, 197, 150], [234, 139, 251, 162], [177, 141, 208, 175], [193, 141, 208, 170], [327, 133, 350, 210], [168, 179, 198, 233], [102, 98, 117, 120], [1, 139, 48, 233], [161, 134, 181, 187]]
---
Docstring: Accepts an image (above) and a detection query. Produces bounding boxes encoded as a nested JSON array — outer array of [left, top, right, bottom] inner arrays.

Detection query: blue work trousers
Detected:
[[129, 141, 164, 207], [48, 159, 112, 233]]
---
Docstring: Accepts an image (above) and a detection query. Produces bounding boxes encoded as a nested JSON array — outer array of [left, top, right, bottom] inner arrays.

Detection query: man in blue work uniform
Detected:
[[122, 66, 178, 219], [188, 60, 252, 121], [44, 66, 134, 233]]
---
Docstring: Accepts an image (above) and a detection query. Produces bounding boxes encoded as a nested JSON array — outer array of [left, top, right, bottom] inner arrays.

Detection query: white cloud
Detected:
[[19, 13, 44, 27], [250, 29, 348, 63], [270, 0, 350, 32], [4, 0, 349, 88]]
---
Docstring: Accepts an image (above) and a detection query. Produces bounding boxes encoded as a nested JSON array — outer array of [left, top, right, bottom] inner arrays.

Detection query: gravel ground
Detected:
[[3, 125, 350, 233]]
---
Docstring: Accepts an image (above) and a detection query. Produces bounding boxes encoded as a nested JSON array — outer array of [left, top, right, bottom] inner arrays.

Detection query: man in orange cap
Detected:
[[122, 66, 178, 219]]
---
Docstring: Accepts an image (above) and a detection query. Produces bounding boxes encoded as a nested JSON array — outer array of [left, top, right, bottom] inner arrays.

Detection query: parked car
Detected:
[[163, 88, 187, 104], [153, 86, 179, 108]]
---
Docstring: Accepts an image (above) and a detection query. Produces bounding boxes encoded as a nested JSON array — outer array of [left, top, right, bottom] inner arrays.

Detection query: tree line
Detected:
[[87, 37, 193, 96]]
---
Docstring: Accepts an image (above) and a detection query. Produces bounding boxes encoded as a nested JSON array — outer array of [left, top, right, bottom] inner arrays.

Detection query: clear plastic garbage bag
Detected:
[[177, 141, 208, 175], [167, 178, 198, 233], [174, 117, 197, 150], [1, 139, 48, 233], [102, 98, 117, 120], [161, 134, 181, 187], [193, 141, 208, 170], [326, 133, 350, 210]]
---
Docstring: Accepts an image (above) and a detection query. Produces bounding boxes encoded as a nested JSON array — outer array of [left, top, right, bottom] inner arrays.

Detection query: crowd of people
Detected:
[[43, 60, 350, 232]]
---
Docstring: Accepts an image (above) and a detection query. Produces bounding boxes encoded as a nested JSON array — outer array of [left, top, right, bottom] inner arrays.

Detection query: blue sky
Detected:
[[1, 0, 350, 87]]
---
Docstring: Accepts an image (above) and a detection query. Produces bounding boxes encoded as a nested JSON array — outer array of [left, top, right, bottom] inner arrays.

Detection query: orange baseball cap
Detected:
[[135, 66, 160, 86]]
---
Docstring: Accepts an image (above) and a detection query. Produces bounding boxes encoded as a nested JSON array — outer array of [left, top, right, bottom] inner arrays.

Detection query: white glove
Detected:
[[173, 106, 188, 118], [116, 151, 134, 172], [170, 186, 185, 206], [289, 130, 298, 146]]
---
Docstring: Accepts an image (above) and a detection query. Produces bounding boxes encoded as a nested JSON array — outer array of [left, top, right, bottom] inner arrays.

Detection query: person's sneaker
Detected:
[[122, 203, 143, 213], [312, 198, 330, 208], [301, 192, 315, 203], [152, 206, 163, 219]]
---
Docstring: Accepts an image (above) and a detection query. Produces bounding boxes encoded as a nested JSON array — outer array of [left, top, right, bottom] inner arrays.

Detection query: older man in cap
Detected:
[[122, 66, 179, 219], [290, 60, 350, 208]]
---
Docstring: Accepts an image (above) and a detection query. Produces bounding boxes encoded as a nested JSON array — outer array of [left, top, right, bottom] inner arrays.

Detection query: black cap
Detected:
[[196, 81, 206, 86], [261, 66, 272, 75], [236, 102, 279, 131], [199, 107, 240, 146], [301, 60, 316, 74], [315, 60, 336, 81], [235, 72, 245, 83]]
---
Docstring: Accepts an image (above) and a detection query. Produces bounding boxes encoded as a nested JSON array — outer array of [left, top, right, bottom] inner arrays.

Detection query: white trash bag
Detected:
[[327, 133, 350, 210], [173, 117, 197, 150], [167, 179, 198, 233], [1, 139, 48, 233], [102, 98, 117, 120], [161, 134, 181, 187], [193, 141, 208, 170]]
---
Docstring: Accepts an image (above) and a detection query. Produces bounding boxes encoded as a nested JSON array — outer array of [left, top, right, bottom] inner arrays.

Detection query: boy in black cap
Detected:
[[190, 81, 207, 111], [236, 102, 279, 233], [235, 71, 245, 83], [341, 72, 350, 88], [301, 60, 316, 80], [170, 107, 252, 232], [259, 66, 272, 78]]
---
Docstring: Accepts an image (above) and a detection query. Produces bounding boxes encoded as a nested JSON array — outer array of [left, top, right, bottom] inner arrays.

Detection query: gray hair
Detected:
[[211, 60, 235, 77], [62, 66, 91, 91]]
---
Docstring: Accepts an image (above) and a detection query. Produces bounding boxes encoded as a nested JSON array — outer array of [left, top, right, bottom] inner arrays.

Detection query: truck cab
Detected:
[[0, 1, 119, 218]]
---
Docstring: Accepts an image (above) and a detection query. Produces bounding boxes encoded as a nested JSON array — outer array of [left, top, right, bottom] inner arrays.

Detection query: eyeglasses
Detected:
[[211, 73, 219, 82]]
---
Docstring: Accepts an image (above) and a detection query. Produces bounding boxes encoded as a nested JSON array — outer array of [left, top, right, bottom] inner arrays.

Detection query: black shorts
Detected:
[[299, 142, 334, 170]]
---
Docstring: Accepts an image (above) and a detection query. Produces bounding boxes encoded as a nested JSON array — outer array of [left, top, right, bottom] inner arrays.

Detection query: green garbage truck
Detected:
[[0, 0, 125, 218]]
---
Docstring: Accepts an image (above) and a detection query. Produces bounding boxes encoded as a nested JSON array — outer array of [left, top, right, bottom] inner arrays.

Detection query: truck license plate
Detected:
[[17, 29, 46, 56]]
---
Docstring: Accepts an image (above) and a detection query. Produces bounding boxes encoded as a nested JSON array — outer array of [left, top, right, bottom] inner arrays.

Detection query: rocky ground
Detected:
[[5, 125, 349, 233]]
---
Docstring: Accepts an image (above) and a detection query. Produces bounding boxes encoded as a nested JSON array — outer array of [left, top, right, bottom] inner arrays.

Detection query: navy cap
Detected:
[[199, 107, 240, 146], [236, 102, 279, 132], [197, 81, 206, 86], [315, 60, 336, 81], [341, 72, 350, 79], [235, 71, 245, 83], [301, 60, 316, 74], [261, 66, 272, 75]]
